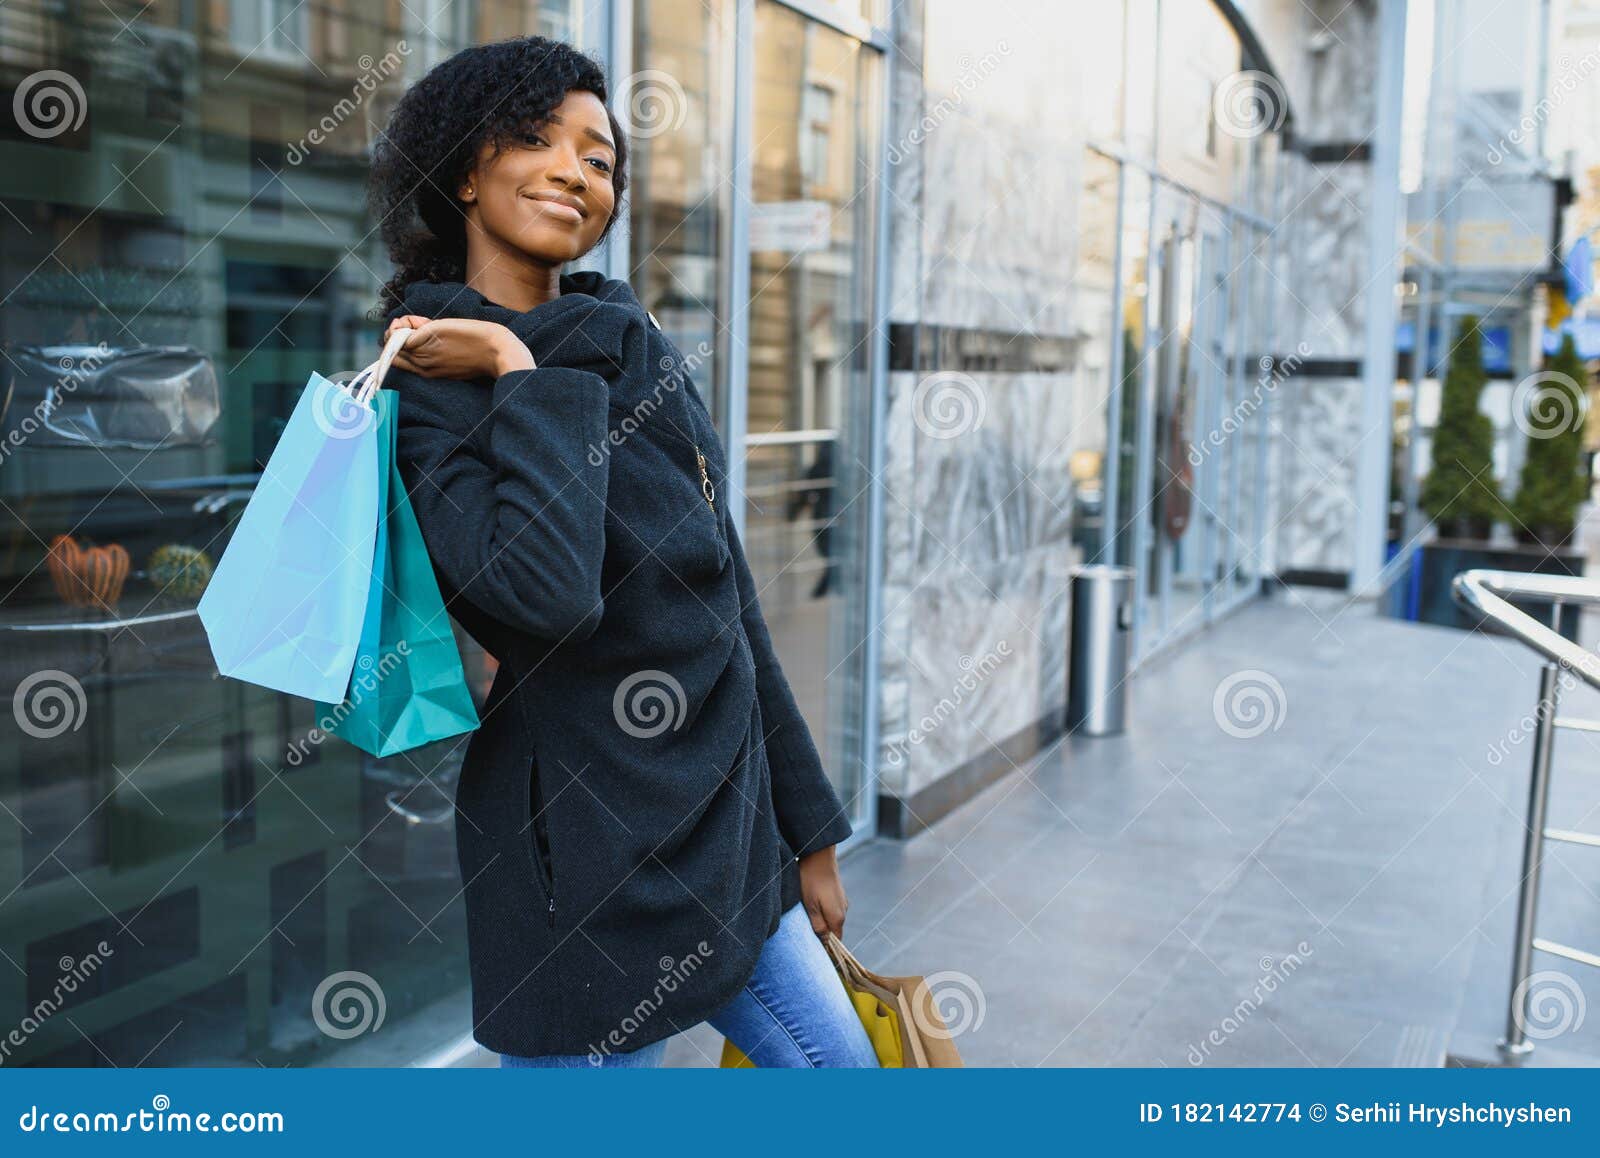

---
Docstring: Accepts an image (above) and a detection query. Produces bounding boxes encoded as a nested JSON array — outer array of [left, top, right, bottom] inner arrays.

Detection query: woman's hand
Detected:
[[383, 316, 535, 380], [798, 845, 848, 939]]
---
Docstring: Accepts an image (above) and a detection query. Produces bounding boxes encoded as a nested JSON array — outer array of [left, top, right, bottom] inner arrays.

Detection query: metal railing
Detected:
[[1452, 569, 1600, 1057]]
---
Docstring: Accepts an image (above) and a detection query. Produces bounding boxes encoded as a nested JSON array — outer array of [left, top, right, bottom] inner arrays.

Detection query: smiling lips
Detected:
[[525, 192, 584, 223]]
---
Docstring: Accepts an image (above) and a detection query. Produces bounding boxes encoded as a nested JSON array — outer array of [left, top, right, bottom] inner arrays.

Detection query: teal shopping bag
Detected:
[[316, 388, 480, 756]]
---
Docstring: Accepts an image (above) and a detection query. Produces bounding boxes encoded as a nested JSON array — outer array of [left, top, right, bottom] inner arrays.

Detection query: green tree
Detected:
[[1420, 315, 1503, 533], [1511, 334, 1590, 539]]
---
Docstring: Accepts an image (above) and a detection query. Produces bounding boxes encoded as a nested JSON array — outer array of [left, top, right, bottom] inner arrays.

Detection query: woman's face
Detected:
[[459, 89, 618, 265]]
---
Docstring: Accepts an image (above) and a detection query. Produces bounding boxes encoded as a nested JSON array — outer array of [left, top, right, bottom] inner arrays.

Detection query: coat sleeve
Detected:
[[724, 513, 854, 856], [395, 365, 612, 643]]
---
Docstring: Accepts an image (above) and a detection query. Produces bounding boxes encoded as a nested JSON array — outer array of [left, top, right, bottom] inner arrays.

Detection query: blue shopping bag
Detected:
[[198, 336, 407, 702]]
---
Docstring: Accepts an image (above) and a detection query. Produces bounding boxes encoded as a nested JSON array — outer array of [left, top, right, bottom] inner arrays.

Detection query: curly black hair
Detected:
[[367, 36, 629, 316]]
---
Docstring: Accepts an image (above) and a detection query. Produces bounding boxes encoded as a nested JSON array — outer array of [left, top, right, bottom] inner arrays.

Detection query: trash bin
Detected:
[[1066, 564, 1133, 736]]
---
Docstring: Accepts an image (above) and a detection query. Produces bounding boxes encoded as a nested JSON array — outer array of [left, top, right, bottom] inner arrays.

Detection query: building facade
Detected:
[[0, 0, 1407, 1065]]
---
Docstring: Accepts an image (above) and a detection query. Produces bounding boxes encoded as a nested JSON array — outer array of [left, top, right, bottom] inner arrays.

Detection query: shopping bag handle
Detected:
[[822, 931, 870, 980], [348, 329, 414, 407]]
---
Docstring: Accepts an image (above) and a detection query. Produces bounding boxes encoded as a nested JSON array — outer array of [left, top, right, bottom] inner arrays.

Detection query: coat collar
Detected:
[[397, 271, 648, 380]]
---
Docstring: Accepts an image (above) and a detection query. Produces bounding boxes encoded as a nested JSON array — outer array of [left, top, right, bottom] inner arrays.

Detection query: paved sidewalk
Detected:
[[667, 588, 1600, 1067]]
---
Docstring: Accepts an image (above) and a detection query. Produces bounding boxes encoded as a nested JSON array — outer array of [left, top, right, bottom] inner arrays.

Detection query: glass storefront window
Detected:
[[1136, 184, 1244, 654], [807, 0, 879, 23], [628, 0, 732, 421], [1115, 169, 1154, 578], [1214, 218, 1253, 607], [1149, 188, 1197, 639], [0, 0, 580, 1067], [1097, 4, 1289, 661], [1233, 227, 1274, 596], [1216, 218, 1248, 599], [739, 0, 878, 831]]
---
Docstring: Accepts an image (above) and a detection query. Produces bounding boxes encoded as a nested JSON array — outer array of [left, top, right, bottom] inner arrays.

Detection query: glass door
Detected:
[[1188, 215, 1230, 625], [1142, 189, 1196, 650], [1226, 225, 1271, 609], [736, 0, 880, 838], [1136, 186, 1234, 658]]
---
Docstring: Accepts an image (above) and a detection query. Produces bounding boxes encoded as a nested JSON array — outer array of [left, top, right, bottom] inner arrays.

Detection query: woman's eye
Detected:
[[523, 132, 547, 146], [587, 157, 613, 174]]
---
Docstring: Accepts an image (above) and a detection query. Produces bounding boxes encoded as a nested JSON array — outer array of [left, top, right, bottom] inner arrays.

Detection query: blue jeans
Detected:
[[499, 902, 878, 1068]]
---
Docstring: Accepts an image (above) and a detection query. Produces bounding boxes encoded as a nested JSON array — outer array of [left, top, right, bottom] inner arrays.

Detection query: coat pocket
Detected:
[[607, 402, 730, 578], [526, 753, 557, 928]]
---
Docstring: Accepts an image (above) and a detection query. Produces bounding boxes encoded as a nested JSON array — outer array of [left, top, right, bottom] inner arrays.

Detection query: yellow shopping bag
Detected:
[[720, 932, 961, 1068]]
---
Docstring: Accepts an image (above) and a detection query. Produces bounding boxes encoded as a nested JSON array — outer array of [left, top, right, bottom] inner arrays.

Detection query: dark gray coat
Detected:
[[389, 272, 852, 1058]]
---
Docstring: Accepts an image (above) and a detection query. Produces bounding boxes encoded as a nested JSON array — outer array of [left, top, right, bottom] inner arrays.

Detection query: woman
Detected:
[[366, 36, 875, 1068]]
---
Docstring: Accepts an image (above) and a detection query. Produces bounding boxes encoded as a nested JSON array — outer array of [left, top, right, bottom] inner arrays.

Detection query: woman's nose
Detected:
[[543, 141, 587, 190]]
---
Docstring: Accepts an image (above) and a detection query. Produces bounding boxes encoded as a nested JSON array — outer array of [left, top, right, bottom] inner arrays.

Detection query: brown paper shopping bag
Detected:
[[720, 932, 963, 1068]]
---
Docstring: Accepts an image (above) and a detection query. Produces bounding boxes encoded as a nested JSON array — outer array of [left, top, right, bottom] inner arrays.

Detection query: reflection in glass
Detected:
[[1151, 191, 1198, 640], [1074, 151, 1122, 563], [1145, 190, 1233, 650], [741, 0, 877, 829], [1112, 168, 1152, 574], [629, 0, 731, 419], [1238, 228, 1278, 593], [1217, 222, 1250, 597]]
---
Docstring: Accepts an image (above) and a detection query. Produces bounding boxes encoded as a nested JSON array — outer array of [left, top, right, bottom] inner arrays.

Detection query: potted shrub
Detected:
[[1411, 325, 1588, 641], [1421, 315, 1504, 539], [1510, 334, 1591, 550]]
